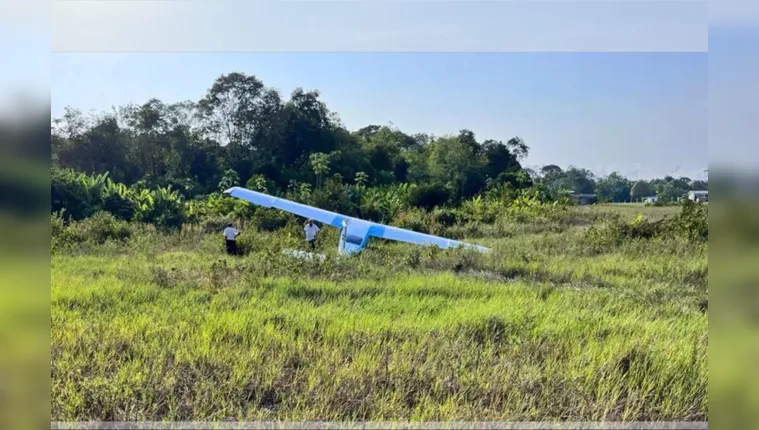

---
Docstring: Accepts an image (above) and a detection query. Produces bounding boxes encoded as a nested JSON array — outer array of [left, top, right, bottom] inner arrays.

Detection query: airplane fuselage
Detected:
[[338, 218, 371, 256]]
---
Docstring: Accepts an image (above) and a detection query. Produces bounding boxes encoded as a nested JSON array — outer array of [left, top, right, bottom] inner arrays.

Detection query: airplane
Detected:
[[224, 186, 490, 256]]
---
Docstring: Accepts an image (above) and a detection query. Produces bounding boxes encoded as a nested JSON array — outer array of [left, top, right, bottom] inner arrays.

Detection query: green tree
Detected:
[[218, 169, 240, 191], [595, 172, 632, 202], [549, 166, 595, 194], [309, 152, 330, 189], [506, 136, 529, 161], [655, 177, 691, 202], [428, 136, 486, 202], [481, 139, 521, 181], [197, 72, 266, 146], [355, 171, 369, 188], [630, 180, 653, 202]]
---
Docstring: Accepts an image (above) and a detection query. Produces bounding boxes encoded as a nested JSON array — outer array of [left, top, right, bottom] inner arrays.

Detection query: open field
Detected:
[[51, 204, 708, 421], [580, 203, 681, 221]]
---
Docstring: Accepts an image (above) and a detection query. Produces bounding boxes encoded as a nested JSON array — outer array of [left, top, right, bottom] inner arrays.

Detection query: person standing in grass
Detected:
[[304, 219, 320, 250], [223, 223, 241, 255]]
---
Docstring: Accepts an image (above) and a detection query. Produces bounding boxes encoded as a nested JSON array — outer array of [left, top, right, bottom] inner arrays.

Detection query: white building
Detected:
[[688, 190, 708, 202], [643, 196, 658, 204]]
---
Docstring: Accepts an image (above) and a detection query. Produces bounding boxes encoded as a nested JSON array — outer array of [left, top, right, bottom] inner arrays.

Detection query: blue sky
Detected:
[[30, 0, 757, 181], [51, 52, 708, 180]]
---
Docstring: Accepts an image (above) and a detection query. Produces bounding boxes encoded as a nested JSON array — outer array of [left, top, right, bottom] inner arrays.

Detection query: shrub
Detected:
[[311, 181, 357, 216], [445, 222, 485, 239], [64, 211, 133, 244], [199, 216, 236, 234], [672, 199, 708, 241], [252, 208, 293, 232], [392, 208, 429, 234], [586, 200, 708, 245], [50, 168, 101, 220], [407, 183, 451, 210], [432, 208, 458, 227], [612, 215, 666, 240], [358, 204, 388, 223], [101, 191, 137, 221], [51, 211, 65, 238], [233, 232, 258, 256], [133, 187, 186, 230], [459, 196, 499, 224]]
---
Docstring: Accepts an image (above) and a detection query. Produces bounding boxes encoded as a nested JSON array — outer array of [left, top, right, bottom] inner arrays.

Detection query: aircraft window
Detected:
[[345, 234, 363, 245]]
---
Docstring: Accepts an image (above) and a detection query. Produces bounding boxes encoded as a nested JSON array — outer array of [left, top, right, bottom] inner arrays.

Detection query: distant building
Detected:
[[688, 190, 708, 202], [568, 193, 598, 205], [643, 196, 658, 204]]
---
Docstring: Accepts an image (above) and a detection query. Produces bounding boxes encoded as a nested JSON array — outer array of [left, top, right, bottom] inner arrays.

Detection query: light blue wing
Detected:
[[225, 186, 489, 253], [368, 224, 490, 253], [224, 187, 346, 228]]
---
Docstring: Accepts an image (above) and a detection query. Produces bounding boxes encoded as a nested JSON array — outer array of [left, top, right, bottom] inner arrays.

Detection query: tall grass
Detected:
[[51, 204, 707, 421]]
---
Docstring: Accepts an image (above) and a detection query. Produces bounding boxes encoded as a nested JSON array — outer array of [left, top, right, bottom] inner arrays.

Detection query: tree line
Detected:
[[51, 72, 707, 219]]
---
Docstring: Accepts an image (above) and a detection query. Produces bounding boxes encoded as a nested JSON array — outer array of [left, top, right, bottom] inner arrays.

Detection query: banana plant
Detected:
[[133, 185, 185, 228]]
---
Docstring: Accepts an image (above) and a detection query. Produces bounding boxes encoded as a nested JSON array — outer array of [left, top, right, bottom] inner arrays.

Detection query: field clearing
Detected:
[[51, 208, 708, 421], [582, 203, 681, 221]]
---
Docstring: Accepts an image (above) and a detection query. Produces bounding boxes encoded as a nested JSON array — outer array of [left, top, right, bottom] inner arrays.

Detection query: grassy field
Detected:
[[51, 204, 708, 422], [580, 203, 681, 221]]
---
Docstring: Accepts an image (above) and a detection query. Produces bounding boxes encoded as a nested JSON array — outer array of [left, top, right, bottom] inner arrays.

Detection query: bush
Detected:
[[311, 181, 357, 216], [432, 208, 458, 227], [673, 199, 708, 241], [51, 211, 66, 239], [586, 200, 708, 245], [199, 216, 235, 234], [252, 208, 293, 232], [62, 211, 133, 244], [133, 187, 186, 230], [459, 197, 499, 224], [392, 208, 430, 234], [233, 232, 258, 256], [407, 183, 451, 210], [610, 215, 666, 240], [51, 168, 98, 220], [101, 192, 137, 221]]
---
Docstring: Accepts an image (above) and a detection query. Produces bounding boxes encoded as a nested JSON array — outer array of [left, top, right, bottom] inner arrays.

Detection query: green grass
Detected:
[[51, 208, 707, 421], [582, 203, 681, 221]]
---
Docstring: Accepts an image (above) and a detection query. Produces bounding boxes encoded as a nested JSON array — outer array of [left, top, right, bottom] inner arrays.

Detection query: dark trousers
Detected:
[[225, 239, 237, 255], [308, 239, 316, 250]]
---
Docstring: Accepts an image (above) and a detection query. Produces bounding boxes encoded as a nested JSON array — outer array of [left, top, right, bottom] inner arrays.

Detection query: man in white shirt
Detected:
[[304, 219, 320, 250], [223, 223, 241, 255]]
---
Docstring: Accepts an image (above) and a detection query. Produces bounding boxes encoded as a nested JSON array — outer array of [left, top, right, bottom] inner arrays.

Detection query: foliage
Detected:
[[51, 168, 112, 220], [252, 208, 294, 232], [431, 207, 458, 227], [595, 172, 632, 203], [53, 211, 133, 248], [407, 182, 451, 210], [586, 200, 708, 245], [217, 169, 240, 191], [672, 198, 708, 241], [132, 185, 185, 230], [459, 195, 499, 224], [52, 71, 706, 222], [51, 73, 539, 206], [391, 208, 430, 234], [630, 180, 654, 201]]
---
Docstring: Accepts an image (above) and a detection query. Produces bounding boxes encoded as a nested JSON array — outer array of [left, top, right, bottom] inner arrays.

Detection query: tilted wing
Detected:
[[225, 186, 489, 253], [224, 187, 346, 228], [369, 224, 490, 253]]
